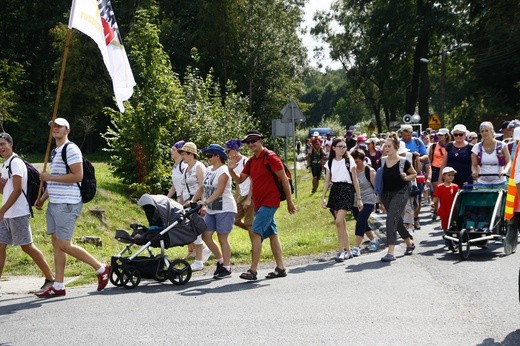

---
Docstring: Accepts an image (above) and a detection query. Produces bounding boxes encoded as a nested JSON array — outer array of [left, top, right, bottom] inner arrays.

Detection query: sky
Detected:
[[300, 0, 343, 71]]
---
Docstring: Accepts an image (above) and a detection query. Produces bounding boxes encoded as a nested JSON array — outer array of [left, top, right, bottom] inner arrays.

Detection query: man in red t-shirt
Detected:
[[229, 131, 296, 281]]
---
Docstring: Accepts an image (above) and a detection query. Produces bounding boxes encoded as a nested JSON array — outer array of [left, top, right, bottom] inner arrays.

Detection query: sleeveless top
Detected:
[[355, 167, 376, 205]]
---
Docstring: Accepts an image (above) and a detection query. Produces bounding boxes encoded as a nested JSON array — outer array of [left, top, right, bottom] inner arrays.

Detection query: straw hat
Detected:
[[179, 142, 198, 157]]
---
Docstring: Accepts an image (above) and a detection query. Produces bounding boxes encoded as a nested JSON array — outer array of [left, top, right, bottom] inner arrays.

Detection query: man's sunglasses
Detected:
[[244, 139, 258, 144]]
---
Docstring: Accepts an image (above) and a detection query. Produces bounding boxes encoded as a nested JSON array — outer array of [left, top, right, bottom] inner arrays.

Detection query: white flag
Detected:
[[69, 0, 135, 112]]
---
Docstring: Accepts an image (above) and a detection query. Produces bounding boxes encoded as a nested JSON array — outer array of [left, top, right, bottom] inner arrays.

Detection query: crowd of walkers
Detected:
[[2, 118, 520, 297], [307, 119, 519, 262]]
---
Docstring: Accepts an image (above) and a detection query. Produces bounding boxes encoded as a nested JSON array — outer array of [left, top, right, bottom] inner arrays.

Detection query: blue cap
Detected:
[[201, 144, 227, 161]]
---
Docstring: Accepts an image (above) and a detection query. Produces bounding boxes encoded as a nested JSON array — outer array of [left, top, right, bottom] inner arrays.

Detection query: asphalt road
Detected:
[[1, 209, 519, 345]]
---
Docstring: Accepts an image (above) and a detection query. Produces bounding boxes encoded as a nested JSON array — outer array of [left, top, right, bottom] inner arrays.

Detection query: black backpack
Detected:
[[6, 156, 46, 217], [61, 142, 96, 203], [258, 150, 294, 201]]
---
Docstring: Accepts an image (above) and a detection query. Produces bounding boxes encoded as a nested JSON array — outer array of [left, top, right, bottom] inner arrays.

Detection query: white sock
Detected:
[[224, 265, 231, 271], [53, 282, 65, 290], [217, 258, 224, 264], [95, 265, 106, 275]]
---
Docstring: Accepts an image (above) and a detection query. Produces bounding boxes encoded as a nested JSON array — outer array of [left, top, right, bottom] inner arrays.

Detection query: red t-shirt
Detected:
[[433, 183, 460, 217], [242, 148, 284, 211]]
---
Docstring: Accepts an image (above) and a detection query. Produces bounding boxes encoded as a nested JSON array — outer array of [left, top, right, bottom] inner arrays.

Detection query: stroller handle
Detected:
[[184, 203, 203, 218]]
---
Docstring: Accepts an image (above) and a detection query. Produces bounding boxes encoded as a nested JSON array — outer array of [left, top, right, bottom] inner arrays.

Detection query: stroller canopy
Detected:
[[137, 194, 184, 228]]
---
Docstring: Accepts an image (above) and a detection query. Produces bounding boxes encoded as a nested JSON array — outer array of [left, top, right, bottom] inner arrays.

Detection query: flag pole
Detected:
[[37, 28, 73, 201]]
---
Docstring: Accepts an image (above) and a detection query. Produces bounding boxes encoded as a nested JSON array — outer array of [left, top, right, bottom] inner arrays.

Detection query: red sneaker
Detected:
[[97, 264, 111, 291], [35, 286, 66, 298]]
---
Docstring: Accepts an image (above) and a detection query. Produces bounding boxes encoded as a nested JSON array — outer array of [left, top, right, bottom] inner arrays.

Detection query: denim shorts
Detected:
[[252, 206, 278, 239], [46, 202, 82, 241], [0, 215, 32, 246], [204, 212, 236, 234]]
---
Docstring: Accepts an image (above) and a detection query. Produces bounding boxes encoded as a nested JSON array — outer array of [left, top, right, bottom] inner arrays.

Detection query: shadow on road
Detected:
[[477, 329, 520, 345]]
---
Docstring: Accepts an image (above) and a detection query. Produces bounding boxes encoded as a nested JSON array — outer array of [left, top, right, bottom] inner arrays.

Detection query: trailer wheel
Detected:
[[459, 229, 471, 260]]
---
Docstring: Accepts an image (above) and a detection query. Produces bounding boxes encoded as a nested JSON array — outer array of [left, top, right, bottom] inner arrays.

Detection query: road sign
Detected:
[[280, 101, 305, 123], [428, 113, 442, 130], [272, 119, 294, 137]]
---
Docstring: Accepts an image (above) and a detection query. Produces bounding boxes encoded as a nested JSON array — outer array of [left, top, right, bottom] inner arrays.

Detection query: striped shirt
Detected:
[[48, 141, 82, 204]]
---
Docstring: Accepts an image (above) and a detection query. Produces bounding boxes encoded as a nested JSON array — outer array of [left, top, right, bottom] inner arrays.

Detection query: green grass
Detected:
[[3, 162, 358, 286]]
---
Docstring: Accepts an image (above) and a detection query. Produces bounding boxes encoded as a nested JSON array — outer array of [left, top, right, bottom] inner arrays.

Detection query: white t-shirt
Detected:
[[472, 141, 506, 184], [181, 161, 206, 201], [233, 155, 251, 197], [171, 160, 188, 201], [1, 154, 29, 218], [202, 165, 237, 214], [48, 142, 82, 204], [324, 157, 355, 183]]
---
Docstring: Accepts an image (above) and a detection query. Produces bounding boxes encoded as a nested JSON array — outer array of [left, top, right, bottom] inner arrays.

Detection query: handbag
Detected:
[[409, 181, 420, 197]]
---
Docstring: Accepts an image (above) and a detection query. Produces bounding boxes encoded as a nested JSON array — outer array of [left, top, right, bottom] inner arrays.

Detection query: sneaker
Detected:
[[214, 265, 231, 279], [97, 264, 111, 291], [213, 262, 222, 277], [413, 219, 421, 230], [202, 247, 212, 263], [334, 251, 345, 262], [351, 247, 360, 257], [191, 260, 204, 271], [35, 286, 66, 298], [380, 253, 396, 262], [368, 239, 380, 252], [36, 279, 55, 294], [344, 251, 353, 260], [404, 243, 416, 256]]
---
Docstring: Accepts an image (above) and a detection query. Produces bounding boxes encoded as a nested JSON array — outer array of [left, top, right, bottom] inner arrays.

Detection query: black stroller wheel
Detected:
[[110, 263, 128, 287], [459, 229, 471, 260], [168, 259, 192, 286], [123, 266, 141, 289], [505, 223, 519, 256], [154, 260, 169, 282]]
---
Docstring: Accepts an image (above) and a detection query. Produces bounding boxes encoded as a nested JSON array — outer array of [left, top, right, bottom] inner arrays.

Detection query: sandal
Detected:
[[265, 267, 287, 279], [239, 269, 257, 281]]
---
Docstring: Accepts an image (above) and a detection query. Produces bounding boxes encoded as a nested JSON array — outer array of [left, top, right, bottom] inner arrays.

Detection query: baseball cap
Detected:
[[442, 167, 457, 175], [48, 117, 70, 129]]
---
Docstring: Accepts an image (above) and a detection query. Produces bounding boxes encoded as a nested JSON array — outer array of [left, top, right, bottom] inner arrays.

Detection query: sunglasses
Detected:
[[205, 154, 214, 159], [453, 133, 464, 137], [244, 139, 258, 145]]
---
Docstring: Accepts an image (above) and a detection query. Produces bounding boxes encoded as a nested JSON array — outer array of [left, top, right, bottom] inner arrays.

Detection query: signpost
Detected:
[[280, 101, 305, 198]]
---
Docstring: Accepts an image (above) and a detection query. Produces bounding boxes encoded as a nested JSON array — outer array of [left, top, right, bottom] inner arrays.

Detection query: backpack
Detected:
[[61, 142, 97, 203], [262, 150, 294, 201], [6, 156, 46, 217], [364, 165, 374, 189], [379, 156, 420, 197], [327, 157, 354, 183], [476, 141, 506, 166]]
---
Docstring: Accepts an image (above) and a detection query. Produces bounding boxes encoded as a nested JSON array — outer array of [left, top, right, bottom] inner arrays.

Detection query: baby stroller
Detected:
[[444, 177, 517, 260], [109, 194, 206, 289]]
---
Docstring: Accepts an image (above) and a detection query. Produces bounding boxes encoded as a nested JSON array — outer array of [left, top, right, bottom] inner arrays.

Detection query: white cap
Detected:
[[49, 117, 70, 129], [313, 131, 319, 137], [397, 141, 410, 155], [437, 128, 450, 135], [514, 127, 520, 141], [442, 167, 457, 175]]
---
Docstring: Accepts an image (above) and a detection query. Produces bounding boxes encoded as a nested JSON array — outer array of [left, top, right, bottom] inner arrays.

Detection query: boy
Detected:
[[432, 167, 460, 247]]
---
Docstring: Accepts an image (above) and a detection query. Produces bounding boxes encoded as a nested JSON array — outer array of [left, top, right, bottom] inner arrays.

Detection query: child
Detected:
[[431, 167, 460, 247]]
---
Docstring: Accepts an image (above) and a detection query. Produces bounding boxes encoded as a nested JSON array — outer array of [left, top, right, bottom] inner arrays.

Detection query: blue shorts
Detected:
[[252, 206, 278, 239], [204, 212, 236, 234]]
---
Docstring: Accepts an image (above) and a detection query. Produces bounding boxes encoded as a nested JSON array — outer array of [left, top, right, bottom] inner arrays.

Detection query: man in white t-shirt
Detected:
[[0, 132, 55, 296], [36, 118, 110, 298]]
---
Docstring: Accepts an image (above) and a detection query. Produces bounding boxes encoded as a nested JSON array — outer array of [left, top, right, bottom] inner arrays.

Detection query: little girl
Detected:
[[432, 167, 460, 247]]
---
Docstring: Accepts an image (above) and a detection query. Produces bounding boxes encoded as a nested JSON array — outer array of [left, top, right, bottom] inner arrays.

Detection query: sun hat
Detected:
[[514, 128, 520, 141], [451, 124, 468, 135], [400, 124, 413, 132], [243, 130, 266, 142], [507, 119, 520, 130], [48, 117, 70, 129], [437, 128, 450, 135], [442, 167, 457, 175], [224, 139, 243, 151], [173, 140, 185, 150], [356, 135, 366, 142], [467, 131, 477, 140], [201, 144, 227, 161], [179, 142, 198, 157], [397, 141, 410, 155], [366, 138, 378, 144]]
